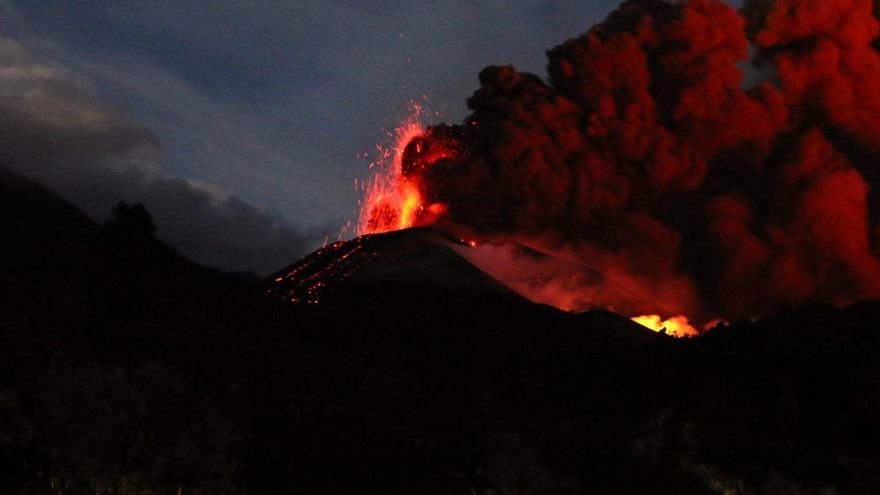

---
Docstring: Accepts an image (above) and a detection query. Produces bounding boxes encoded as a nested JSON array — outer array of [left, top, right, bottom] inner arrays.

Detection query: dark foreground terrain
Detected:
[[2, 166, 879, 494]]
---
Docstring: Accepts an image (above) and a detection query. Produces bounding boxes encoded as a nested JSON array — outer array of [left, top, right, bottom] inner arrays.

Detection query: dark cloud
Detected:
[[386, 0, 880, 321], [4, 0, 625, 230], [0, 38, 314, 273]]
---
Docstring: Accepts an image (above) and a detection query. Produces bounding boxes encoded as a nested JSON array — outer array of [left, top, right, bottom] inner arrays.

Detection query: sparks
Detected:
[[357, 102, 429, 235]]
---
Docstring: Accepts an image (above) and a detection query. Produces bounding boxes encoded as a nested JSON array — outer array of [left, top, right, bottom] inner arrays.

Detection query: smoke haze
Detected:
[[400, 0, 880, 321]]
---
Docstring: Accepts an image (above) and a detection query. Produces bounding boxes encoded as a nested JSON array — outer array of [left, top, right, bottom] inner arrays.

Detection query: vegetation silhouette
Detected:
[[1, 167, 878, 494]]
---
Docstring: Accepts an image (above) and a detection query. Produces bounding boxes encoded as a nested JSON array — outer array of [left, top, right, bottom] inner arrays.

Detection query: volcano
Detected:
[[3, 166, 880, 493], [4, 0, 880, 490], [266, 227, 520, 305], [265, 226, 668, 345], [357, 0, 880, 326], [258, 226, 880, 494]]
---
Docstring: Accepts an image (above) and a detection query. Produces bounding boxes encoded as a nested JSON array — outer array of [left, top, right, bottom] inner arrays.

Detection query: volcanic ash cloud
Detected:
[[374, 0, 880, 322]]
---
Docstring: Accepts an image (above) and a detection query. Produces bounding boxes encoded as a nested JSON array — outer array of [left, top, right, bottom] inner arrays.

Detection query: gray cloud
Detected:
[[0, 0, 747, 276], [5, 0, 622, 232], [5, 0, 753, 275], [0, 37, 315, 273]]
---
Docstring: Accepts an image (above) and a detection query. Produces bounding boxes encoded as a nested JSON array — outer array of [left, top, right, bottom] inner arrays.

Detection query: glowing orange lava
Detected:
[[631, 314, 700, 338], [357, 103, 428, 235], [398, 183, 422, 230], [354, 104, 704, 335]]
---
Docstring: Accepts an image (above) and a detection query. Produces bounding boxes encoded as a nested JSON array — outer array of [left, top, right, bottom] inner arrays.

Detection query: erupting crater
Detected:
[[297, 0, 880, 336], [348, 106, 702, 336]]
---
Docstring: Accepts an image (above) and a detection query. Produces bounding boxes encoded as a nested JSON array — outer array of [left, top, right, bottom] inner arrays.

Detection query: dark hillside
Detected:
[[1, 170, 879, 494]]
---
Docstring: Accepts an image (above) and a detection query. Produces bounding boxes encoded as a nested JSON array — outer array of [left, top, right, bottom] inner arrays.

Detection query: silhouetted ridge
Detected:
[[2, 159, 879, 494], [266, 227, 523, 305], [0, 165, 98, 255]]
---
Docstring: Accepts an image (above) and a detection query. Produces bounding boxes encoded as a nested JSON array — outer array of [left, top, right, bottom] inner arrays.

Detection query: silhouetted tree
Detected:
[[102, 201, 157, 245]]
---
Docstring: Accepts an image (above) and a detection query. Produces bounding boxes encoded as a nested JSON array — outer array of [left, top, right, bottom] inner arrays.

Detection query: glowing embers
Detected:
[[631, 314, 699, 338], [357, 104, 428, 235], [357, 104, 467, 235], [266, 236, 377, 305]]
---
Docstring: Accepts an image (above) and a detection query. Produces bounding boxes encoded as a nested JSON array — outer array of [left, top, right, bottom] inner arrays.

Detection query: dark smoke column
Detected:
[[402, 0, 880, 321]]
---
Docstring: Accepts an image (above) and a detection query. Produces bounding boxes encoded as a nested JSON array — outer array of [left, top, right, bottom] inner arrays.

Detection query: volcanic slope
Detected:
[[266, 227, 519, 303], [265, 226, 662, 347], [260, 226, 880, 494], [4, 170, 880, 493]]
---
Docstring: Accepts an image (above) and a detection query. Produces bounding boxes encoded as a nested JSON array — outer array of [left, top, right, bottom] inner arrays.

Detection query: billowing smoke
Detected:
[[398, 0, 880, 321]]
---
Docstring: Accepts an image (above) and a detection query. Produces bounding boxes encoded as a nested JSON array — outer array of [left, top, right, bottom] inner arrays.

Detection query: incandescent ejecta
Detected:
[[359, 0, 880, 325]]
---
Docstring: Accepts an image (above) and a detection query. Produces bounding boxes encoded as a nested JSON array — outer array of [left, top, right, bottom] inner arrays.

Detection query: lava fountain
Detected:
[[356, 105, 699, 335], [354, 0, 880, 335], [357, 103, 428, 235]]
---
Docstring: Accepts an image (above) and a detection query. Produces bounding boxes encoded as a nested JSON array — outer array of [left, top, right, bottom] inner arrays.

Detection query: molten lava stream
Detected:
[[631, 315, 699, 338]]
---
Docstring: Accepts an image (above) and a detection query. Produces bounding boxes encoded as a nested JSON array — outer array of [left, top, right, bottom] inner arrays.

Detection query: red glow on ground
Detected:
[[353, 104, 705, 330], [631, 315, 700, 338]]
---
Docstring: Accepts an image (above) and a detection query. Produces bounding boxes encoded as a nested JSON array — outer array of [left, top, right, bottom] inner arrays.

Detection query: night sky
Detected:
[[0, 0, 741, 272]]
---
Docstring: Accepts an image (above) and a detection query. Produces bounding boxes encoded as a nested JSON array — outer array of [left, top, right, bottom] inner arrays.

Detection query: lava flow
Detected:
[[356, 106, 704, 333], [630, 315, 699, 338], [352, 0, 880, 333]]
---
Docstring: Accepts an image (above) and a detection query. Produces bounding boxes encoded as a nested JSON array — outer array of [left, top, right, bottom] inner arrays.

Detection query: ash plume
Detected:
[[399, 0, 880, 321]]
